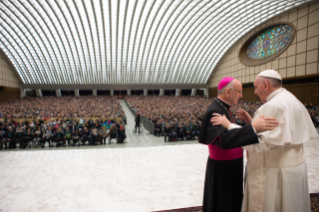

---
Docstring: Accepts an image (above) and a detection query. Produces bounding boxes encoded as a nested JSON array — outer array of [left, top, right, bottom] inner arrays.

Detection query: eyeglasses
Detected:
[[231, 88, 243, 94]]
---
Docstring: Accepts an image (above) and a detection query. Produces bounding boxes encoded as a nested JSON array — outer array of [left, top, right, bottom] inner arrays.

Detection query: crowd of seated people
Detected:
[[126, 95, 319, 142], [126, 96, 209, 141], [0, 96, 127, 150], [0, 96, 126, 120]]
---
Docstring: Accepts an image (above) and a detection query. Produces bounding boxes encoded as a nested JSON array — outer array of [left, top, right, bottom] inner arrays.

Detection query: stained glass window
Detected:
[[247, 25, 294, 59]]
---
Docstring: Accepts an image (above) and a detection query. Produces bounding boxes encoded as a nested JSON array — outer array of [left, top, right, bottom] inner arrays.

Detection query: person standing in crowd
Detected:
[[211, 70, 319, 212], [135, 112, 141, 133], [199, 76, 278, 212]]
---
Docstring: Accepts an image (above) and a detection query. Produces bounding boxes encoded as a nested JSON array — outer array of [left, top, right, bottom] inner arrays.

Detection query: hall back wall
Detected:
[[0, 50, 21, 102], [0, 87, 21, 103], [0, 50, 21, 89], [209, 2, 319, 105], [208, 87, 260, 102]]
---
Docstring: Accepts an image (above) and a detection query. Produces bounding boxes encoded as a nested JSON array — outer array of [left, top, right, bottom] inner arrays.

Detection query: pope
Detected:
[[211, 70, 319, 212]]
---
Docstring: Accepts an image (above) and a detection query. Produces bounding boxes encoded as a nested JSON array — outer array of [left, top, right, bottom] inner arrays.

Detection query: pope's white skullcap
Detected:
[[258, 69, 282, 80]]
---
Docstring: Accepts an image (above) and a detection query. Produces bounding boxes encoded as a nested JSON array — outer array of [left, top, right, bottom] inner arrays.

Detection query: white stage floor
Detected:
[[0, 144, 208, 212], [0, 140, 319, 212], [1, 100, 318, 211]]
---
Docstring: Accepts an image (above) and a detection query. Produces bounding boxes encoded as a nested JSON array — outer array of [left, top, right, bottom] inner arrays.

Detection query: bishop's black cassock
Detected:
[[199, 98, 259, 212]]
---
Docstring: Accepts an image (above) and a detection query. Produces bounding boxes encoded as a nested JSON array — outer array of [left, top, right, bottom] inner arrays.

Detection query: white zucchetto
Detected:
[[258, 70, 282, 80]]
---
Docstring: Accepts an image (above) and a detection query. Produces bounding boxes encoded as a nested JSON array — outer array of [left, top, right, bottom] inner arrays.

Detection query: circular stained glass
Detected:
[[247, 25, 294, 59]]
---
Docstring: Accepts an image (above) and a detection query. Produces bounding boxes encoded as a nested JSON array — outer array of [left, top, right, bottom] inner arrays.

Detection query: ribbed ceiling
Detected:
[[0, 0, 313, 85]]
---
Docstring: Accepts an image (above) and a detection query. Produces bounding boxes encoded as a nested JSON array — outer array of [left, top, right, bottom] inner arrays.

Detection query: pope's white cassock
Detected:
[[229, 88, 318, 212]]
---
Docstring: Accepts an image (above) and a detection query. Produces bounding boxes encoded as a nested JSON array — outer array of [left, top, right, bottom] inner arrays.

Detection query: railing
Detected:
[[141, 118, 154, 134], [124, 99, 155, 134]]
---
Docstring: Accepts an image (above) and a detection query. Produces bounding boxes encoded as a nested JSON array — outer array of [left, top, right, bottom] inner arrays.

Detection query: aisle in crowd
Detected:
[[125, 95, 319, 139], [0, 97, 199, 151], [118, 100, 198, 146]]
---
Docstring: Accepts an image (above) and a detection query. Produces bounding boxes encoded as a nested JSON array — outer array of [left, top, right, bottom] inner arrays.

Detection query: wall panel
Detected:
[[0, 87, 21, 102], [284, 83, 319, 106], [0, 50, 21, 89], [209, 83, 319, 106]]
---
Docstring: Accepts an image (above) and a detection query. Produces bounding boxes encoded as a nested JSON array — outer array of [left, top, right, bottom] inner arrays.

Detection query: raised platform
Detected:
[[0, 100, 318, 211]]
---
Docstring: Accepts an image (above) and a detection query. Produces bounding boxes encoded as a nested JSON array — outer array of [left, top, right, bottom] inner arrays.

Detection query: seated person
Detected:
[[118, 124, 126, 143], [101, 121, 108, 129], [21, 128, 34, 149], [154, 121, 162, 137], [115, 120, 121, 130], [33, 125, 43, 148], [41, 126, 54, 147], [70, 121, 78, 133], [109, 124, 118, 144], [80, 127, 91, 145], [54, 127, 64, 147], [177, 122, 185, 140], [98, 126, 108, 145], [192, 120, 201, 139], [170, 123, 177, 141], [15, 123, 25, 147], [62, 127, 72, 146], [163, 123, 171, 142], [0, 124, 5, 150], [72, 129, 81, 146], [91, 127, 99, 145], [95, 121, 101, 130], [4, 127, 16, 149], [184, 122, 192, 140]]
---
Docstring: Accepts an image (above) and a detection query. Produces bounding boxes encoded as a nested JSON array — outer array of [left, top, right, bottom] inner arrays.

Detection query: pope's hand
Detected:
[[210, 113, 231, 129], [235, 109, 252, 124], [251, 115, 279, 133]]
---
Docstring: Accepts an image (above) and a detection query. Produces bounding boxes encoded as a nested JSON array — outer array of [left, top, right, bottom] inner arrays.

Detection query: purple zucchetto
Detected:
[[218, 77, 234, 90]]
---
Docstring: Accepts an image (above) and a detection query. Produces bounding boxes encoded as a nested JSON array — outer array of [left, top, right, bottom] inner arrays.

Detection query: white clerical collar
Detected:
[[265, 88, 284, 102]]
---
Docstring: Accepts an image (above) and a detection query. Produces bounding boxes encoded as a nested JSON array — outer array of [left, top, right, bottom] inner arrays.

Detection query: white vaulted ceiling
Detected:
[[0, 0, 314, 85]]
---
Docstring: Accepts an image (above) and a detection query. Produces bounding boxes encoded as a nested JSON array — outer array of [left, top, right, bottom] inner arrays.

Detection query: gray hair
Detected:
[[259, 76, 282, 88], [217, 80, 235, 95]]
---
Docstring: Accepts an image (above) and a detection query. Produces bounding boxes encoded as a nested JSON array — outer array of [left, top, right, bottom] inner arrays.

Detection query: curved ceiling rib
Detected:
[[0, 0, 314, 85]]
